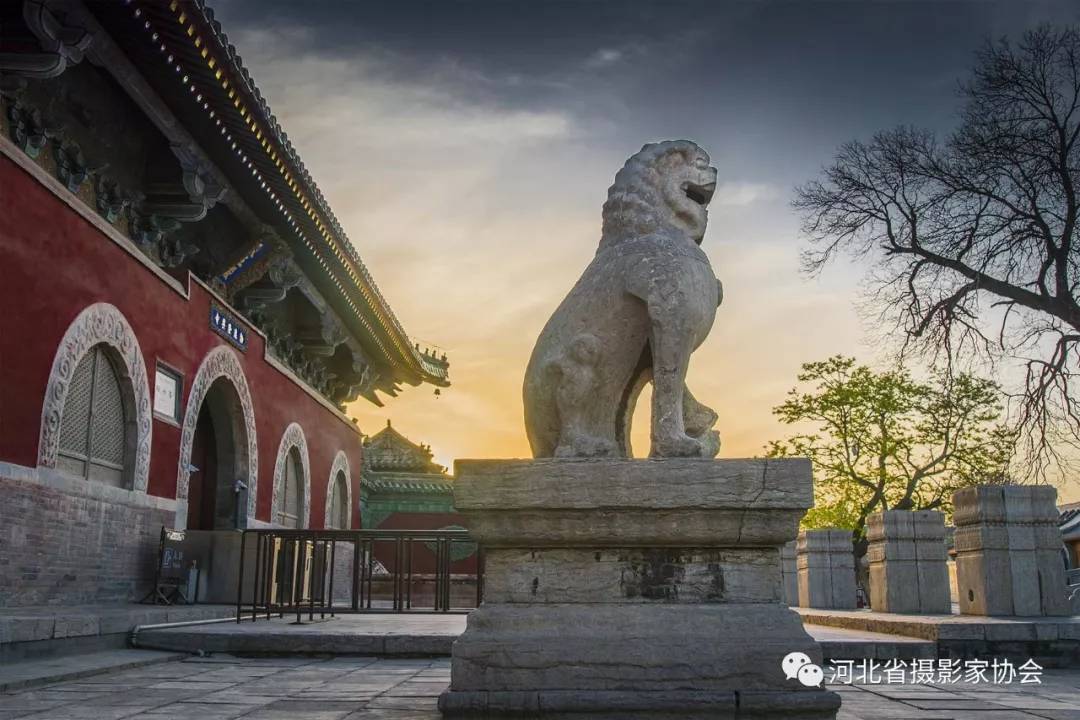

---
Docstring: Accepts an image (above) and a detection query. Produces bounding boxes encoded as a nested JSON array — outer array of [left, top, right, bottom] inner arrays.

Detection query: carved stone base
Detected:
[[440, 689, 838, 720], [439, 459, 841, 719]]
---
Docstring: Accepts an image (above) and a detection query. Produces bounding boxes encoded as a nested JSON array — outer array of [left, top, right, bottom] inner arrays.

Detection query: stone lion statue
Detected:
[[523, 140, 722, 458]]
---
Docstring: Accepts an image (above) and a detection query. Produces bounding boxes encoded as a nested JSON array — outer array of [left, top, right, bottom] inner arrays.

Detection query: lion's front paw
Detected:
[[695, 429, 721, 459], [650, 434, 704, 458]]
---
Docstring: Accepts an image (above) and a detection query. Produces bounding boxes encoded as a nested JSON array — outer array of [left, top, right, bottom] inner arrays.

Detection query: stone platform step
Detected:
[[797, 607, 1080, 641], [811, 624, 934, 660], [0, 604, 237, 663], [133, 613, 468, 656], [0, 648, 183, 692], [798, 607, 1080, 667], [132, 612, 931, 662]]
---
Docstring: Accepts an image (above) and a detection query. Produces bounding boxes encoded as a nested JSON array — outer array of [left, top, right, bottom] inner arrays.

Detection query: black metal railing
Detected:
[[235, 528, 483, 624]]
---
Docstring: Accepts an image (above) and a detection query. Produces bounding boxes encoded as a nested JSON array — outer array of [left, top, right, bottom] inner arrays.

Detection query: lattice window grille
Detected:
[[57, 345, 128, 486], [277, 448, 304, 528], [328, 472, 348, 529]]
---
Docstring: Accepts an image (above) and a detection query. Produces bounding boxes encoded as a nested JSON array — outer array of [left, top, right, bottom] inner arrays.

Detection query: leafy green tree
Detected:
[[768, 356, 1014, 540]]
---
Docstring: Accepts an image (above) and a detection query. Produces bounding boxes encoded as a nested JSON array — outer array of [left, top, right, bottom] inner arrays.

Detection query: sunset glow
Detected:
[[213, 0, 1080, 501]]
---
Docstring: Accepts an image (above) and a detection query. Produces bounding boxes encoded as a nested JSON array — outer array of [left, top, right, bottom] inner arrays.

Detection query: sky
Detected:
[[212, 0, 1079, 498]]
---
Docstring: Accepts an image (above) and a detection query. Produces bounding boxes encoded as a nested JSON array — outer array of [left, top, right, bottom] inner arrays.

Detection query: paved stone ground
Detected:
[[1, 653, 1078, 719], [0, 655, 447, 720], [832, 674, 1080, 719]]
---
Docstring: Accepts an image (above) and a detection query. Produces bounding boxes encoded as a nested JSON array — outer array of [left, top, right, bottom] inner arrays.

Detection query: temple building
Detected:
[[0, 0, 449, 606], [360, 421, 459, 531], [359, 421, 474, 585]]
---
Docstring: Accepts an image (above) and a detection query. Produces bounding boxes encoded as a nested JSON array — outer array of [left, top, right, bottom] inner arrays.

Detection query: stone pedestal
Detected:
[[439, 458, 840, 719], [954, 485, 1069, 616], [796, 529, 856, 610], [781, 540, 799, 606], [866, 510, 950, 614]]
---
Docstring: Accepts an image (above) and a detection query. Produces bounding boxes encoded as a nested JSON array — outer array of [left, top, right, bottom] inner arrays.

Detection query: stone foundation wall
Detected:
[[0, 462, 175, 606]]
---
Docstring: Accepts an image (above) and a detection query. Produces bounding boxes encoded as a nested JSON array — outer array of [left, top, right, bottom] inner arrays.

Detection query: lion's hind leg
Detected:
[[552, 334, 619, 458]]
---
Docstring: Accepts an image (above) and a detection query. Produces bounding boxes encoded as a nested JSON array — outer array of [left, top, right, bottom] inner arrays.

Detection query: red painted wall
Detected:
[[0, 154, 362, 528], [377, 511, 470, 533]]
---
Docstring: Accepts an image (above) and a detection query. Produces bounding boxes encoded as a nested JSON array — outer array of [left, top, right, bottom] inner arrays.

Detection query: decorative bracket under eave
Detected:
[[0, 1, 92, 81]]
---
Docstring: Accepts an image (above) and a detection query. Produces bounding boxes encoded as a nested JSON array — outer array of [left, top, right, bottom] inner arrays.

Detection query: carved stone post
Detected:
[[953, 485, 1069, 616], [866, 510, 950, 613], [796, 529, 857, 610], [438, 458, 840, 719]]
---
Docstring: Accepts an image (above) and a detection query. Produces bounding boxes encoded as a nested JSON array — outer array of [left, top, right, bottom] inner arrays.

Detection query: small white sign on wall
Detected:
[[154, 365, 181, 422]]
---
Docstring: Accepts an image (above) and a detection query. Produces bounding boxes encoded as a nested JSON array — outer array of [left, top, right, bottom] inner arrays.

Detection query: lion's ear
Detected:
[[716, 278, 724, 307]]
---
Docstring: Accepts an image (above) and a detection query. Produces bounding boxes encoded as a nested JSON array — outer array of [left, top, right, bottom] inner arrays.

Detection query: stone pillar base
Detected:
[[867, 510, 951, 614], [797, 529, 856, 610], [440, 604, 838, 718], [954, 485, 1070, 616], [439, 459, 840, 719]]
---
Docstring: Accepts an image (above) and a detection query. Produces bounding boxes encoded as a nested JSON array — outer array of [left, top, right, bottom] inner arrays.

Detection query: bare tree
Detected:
[[794, 26, 1080, 477]]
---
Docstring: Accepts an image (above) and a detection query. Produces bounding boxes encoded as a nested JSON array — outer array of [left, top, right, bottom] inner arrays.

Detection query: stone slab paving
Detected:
[[0, 655, 448, 720], [0, 648, 183, 692], [0, 652, 1077, 719]]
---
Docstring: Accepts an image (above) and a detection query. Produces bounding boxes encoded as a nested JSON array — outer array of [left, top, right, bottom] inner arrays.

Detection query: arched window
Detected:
[[277, 447, 305, 528], [327, 471, 349, 529], [57, 344, 131, 488]]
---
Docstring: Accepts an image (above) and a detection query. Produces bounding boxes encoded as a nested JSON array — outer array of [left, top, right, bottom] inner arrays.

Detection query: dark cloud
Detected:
[[210, 1, 1079, 170]]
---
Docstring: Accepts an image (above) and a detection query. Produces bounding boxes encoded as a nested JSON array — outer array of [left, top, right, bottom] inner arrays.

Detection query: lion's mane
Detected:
[[599, 140, 703, 251]]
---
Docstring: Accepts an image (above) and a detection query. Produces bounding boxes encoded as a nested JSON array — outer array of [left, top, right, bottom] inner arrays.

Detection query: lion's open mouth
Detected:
[[683, 181, 716, 206]]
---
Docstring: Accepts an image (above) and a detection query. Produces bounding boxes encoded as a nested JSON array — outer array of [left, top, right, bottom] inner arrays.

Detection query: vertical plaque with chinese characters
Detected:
[[210, 304, 248, 352]]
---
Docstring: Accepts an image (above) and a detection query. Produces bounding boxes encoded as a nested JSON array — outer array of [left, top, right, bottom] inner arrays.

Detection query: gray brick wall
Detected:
[[0, 467, 173, 606]]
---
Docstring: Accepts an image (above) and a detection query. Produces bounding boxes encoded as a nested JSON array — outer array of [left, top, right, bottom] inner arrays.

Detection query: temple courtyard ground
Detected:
[[2, 611, 1078, 718], [1, 652, 1079, 719]]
